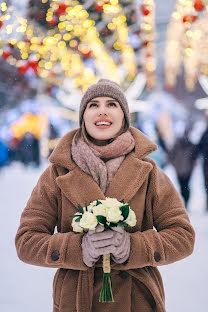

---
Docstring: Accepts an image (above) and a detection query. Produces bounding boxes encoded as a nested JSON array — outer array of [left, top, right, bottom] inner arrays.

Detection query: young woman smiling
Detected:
[[15, 79, 195, 312]]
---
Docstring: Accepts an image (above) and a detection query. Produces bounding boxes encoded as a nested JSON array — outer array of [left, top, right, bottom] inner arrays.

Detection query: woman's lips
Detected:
[[95, 124, 111, 129]]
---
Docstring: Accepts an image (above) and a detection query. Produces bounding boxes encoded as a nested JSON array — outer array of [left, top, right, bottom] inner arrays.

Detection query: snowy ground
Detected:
[[0, 160, 207, 312]]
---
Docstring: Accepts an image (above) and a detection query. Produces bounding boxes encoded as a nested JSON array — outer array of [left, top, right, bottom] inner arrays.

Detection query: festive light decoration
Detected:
[[139, 0, 156, 88], [165, 0, 208, 91], [0, 0, 157, 91]]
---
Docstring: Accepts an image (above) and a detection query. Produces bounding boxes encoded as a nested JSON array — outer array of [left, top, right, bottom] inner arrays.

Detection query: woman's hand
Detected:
[[81, 225, 116, 267], [81, 225, 130, 267], [110, 226, 130, 264]]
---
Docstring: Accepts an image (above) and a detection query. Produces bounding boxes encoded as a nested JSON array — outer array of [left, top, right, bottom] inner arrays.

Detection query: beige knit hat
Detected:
[[79, 79, 130, 128]]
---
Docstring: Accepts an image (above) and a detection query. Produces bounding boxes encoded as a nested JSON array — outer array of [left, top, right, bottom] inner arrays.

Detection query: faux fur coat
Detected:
[[15, 127, 195, 312]]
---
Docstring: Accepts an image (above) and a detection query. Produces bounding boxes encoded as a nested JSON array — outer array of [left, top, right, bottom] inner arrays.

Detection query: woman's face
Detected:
[[83, 96, 124, 145]]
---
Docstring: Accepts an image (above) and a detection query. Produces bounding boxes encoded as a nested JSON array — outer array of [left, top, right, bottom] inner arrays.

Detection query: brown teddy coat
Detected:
[[15, 127, 195, 312]]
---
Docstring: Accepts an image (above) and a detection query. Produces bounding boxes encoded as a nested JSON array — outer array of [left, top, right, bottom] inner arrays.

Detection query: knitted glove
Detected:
[[110, 226, 130, 264], [82, 225, 116, 267]]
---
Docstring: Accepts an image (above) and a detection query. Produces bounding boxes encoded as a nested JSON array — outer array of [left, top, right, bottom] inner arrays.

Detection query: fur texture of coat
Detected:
[[15, 127, 195, 312]]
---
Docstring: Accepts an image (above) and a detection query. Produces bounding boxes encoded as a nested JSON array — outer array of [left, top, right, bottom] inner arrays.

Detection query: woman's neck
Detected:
[[88, 137, 114, 146]]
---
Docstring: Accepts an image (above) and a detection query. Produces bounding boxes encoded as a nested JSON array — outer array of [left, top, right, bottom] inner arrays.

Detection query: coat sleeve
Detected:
[[15, 165, 88, 271], [114, 164, 195, 270]]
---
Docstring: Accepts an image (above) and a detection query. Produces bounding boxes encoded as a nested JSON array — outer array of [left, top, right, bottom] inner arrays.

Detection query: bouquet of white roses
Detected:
[[70, 197, 136, 303]]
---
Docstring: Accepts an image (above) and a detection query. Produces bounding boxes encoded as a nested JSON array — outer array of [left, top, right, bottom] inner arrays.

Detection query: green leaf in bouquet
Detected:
[[96, 200, 102, 206], [85, 201, 88, 211], [120, 204, 129, 220], [75, 216, 82, 222], [78, 204, 84, 214], [69, 214, 82, 218], [120, 199, 125, 204], [96, 215, 106, 225], [117, 221, 125, 227], [104, 223, 110, 229], [109, 222, 117, 227]]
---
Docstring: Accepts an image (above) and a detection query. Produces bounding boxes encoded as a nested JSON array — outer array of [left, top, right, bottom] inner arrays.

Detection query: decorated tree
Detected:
[[165, 0, 208, 91], [0, 0, 156, 93]]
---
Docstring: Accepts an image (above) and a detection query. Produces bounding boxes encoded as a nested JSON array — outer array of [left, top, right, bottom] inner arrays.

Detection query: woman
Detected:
[[15, 79, 195, 312]]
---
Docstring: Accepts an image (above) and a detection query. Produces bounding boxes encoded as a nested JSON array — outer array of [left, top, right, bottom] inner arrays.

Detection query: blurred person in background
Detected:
[[18, 131, 40, 167], [8, 136, 20, 163], [15, 79, 195, 312], [0, 139, 8, 170], [48, 123, 59, 157], [167, 128, 196, 209], [195, 124, 208, 212], [149, 124, 168, 169]]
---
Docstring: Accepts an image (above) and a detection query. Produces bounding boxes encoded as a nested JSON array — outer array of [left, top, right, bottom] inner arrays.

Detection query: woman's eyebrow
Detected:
[[106, 99, 118, 103], [88, 100, 99, 103]]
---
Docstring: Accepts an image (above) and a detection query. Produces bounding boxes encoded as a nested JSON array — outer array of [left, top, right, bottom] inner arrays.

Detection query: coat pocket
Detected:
[[53, 268, 67, 308]]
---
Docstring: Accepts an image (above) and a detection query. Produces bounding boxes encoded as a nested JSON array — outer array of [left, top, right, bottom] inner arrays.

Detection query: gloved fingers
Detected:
[[111, 233, 130, 257], [90, 230, 114, 241], [95, 245, 116, 256], [111, 226, 125, 234], [113, 232, 123, 246], [112, 243, 130, 262], [95, 225, 105, 233], [82, 238, 100, 267], [88, 224, 105, 235], [112, 254, 129, 264], [92, 237, 116, 248]]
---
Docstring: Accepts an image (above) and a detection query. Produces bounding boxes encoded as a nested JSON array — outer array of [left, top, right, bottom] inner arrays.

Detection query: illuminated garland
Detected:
[[0, 0, 156, 91], [139, 0, 156, 88], [165, 0, 208, 91]]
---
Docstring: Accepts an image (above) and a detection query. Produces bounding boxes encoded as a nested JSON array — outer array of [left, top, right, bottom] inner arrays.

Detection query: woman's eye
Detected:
[[89, 103, 98, 108], [108, 102, 117, 107]]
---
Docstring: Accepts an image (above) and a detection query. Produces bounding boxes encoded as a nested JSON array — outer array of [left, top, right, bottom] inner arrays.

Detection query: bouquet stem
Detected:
[[99, 253, 114, 303]]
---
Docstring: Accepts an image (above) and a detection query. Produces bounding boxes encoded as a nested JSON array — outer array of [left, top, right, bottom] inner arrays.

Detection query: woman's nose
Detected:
[[98, 106, 107, 115]]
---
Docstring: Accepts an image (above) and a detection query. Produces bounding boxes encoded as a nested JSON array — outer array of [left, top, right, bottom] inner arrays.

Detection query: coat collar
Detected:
[[49, 127, 157, 170], [49, 127, 157, 207]]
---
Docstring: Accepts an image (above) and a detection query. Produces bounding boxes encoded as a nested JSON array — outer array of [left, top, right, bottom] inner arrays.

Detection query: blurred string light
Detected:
[[138, 0, 156, 88], [0, 0, 157, 91], [165, 0, 208, 91]]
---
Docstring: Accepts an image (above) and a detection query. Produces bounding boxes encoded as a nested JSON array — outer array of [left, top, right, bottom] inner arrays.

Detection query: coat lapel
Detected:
[[106, 153, 153, 202], [56, 152, 153, 208], [56, 166, 105, 209]]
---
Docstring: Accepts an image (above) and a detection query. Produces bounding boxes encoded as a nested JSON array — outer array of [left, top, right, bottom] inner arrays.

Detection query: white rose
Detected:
[[102, 198, 122, 210], [87, 201, 97, 213], [125, 209, 136, 227], [79, 211, 98, 230], [72, 214, 83, 233], [92, 204, 107, 217], [106, 206, 124, 223]]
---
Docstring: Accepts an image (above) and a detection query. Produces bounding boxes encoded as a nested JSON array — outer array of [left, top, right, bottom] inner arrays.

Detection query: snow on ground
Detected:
[[0, 160, 207, 312]]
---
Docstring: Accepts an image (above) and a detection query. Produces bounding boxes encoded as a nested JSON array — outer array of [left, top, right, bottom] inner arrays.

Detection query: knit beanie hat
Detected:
[[79, 79, 130, 128]]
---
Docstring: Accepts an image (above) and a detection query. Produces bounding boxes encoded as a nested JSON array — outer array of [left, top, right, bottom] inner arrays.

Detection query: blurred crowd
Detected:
[[0, 131, 40, 169], [1, 112, 208, 213]]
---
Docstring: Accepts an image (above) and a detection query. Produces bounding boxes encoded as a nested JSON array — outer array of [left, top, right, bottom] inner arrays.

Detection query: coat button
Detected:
[[154, 251, 161, 262], [51, 250, 60, 261], [119, 271, 128, 279]]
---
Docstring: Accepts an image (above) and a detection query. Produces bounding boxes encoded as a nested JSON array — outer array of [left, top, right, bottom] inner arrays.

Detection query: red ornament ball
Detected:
[[140, 5, 150, 16], [28, 60, 38, 74], [2, 50, 11, 60], [48, 17, 58, 27], [95, 4, 103, 12], [18, 64, 29, 75], [194, 0, 205, 12], [57, 3, 67, 15], [191, 15, 198, 22]]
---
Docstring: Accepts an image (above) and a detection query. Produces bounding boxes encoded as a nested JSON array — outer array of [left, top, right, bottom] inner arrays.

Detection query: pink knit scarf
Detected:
[[71, 130, 135, 193]]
